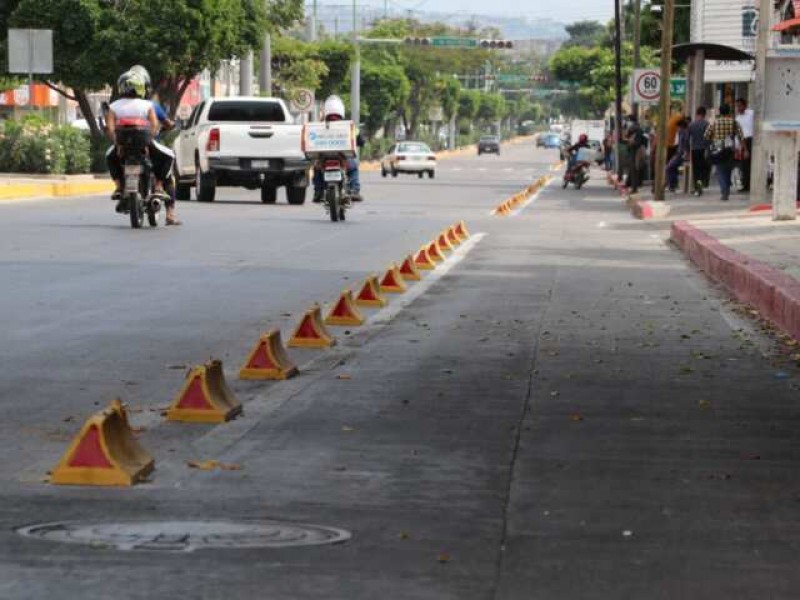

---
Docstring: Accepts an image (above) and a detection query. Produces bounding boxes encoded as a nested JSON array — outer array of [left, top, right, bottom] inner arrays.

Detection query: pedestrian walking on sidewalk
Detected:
[[735, 98, 754, 192], [624, 114, 646, 193], [688, 106, 711, 196], [705, 103, 746, 202], [666, 118, 690, 193]]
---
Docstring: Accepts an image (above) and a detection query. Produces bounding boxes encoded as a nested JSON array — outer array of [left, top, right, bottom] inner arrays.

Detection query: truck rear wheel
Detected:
[[287, 185, 306, 205], [261, 184, 277, 204], [195, 161, 216, 202]]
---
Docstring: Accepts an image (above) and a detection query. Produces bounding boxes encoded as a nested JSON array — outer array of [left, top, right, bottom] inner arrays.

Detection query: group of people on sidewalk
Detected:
[[666, 99, 752, 201], [610, 99, 753, 202]]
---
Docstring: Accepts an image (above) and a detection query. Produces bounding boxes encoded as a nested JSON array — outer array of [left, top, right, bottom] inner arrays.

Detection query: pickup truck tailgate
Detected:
[[206, 123, 306, 161]]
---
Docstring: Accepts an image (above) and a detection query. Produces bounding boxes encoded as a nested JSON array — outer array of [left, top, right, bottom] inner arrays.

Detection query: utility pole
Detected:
[[351, 0, 361, 127], [259, 34, 272, 96], [632, 0, 642, 117], [240, 51, 254, 96], [653, 0, 674, 201], [614, 0, 624, 179], [750, 0, 772, 203], [309, 0, 318, 42]]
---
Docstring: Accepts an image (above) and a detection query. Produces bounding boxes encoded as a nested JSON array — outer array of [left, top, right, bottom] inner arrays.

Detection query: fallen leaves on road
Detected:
[[698, 399, 712, 409], [341, 426, 355, 432], [398, 532, 410, 540], [570, 414, 584, 422], [437, 552, 451, 564], [336, 374, 352, 380], [186, 460, 242, 471]]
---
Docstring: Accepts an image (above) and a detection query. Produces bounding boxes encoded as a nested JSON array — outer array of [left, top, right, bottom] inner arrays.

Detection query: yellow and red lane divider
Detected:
[[355, 274, 389, 307], [399, 255, 422, 281], [239, 330, 298, 380], [288, 304, 337, 348], [325, 290, 366, 327], [379, 263, 408, 294], [48, 222, 476, 486], [493, 176, 550, 217], [167, 359, 242, 423], [50, 399, 154, 487]]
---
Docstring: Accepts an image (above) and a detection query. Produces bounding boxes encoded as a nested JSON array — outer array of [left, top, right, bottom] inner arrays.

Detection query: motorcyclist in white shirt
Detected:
[[105, 68, 181, 225]]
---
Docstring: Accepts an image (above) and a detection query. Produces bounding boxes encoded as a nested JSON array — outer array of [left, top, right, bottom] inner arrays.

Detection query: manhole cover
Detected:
[[16, 520, 351, 552]]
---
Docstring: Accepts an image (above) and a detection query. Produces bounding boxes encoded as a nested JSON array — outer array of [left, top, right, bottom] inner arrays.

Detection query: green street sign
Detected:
[[670, 78, 687, 98], [497, 74, 528, 83], [431, 37, 478, 49]]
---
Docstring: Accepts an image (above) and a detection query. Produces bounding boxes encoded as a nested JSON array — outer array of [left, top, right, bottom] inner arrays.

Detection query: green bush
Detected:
[[0, 116, 92, 174]]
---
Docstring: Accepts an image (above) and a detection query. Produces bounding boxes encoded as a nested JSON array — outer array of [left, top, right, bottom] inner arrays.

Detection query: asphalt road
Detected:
[[1, 140, 799, 599]]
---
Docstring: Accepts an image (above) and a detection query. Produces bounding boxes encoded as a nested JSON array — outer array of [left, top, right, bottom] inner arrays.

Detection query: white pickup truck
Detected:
[[173, 97, 310, 204]]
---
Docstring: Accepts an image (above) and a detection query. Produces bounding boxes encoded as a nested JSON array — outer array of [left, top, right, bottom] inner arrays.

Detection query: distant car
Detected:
[[538, 133, 561, 149], [381, 142, 436, 179], [478, 135, 500, 155]]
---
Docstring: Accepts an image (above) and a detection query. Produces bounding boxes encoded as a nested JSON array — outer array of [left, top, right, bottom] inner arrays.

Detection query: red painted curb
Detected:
[[671, 220, 800, 341], [632, 200, 654, 220], [748, 202, 800, 213]]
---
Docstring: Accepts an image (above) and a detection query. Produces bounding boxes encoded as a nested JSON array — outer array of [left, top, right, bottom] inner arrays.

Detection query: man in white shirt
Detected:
[[735, 98, 755, 192]]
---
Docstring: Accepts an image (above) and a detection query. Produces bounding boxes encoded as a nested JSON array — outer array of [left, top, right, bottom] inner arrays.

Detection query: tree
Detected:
[[439, 76, 461, 127], [563, 21, 606, 48], [360, 63, 409, 138]]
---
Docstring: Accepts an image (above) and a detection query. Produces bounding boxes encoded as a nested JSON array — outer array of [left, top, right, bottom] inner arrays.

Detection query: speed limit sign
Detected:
[[290, 88, 315, 113], [632, 69, 661, 104]]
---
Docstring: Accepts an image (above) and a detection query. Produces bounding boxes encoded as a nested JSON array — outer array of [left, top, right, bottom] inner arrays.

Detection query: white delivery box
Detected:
[[302, 121, 357, 159]]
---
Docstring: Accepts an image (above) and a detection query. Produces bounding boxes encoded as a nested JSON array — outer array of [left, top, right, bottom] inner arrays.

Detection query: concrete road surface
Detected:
[[1, 140, 799, 599]]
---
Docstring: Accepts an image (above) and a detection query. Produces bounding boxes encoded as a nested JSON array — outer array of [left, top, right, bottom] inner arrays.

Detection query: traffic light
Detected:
[[479, 39, 514, 50], [404, 37, 432, 46]]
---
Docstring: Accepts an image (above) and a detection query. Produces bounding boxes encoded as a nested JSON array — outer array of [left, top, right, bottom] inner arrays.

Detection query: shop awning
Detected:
[[669, 43, 754, 62]]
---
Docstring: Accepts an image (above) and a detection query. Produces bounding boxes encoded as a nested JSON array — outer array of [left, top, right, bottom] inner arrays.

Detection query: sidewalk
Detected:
[[602, 170, 800, 342]]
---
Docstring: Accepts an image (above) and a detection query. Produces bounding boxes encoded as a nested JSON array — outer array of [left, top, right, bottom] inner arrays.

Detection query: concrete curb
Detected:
[[671, 220, 800, 341], [0, 180, 114, 201]]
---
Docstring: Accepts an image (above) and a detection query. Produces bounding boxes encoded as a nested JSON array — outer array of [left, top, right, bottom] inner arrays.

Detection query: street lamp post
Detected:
[[614, 0, 624, 179], [351, 0, 361, 127], [653, 0, 675, 202]]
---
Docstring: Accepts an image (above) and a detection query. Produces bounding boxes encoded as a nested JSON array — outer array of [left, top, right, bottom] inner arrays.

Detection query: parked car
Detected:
[[478, 135, 500, 155], [173, 97, 310, 204], [380, 142, 436, 179], [537, 133, 561, 149]]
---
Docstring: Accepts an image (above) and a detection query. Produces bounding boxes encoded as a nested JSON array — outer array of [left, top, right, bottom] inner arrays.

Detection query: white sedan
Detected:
[[380, 142, 437, 179]]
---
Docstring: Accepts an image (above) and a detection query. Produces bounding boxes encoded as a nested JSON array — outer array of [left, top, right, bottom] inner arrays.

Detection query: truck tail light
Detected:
[[207, 128, 220, 152]]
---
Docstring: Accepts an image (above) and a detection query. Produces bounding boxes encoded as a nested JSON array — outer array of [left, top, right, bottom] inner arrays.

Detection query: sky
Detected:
[[342, 0, 615, 24]]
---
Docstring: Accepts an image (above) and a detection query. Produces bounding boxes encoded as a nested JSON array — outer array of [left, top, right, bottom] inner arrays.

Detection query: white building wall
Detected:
[[691, 0, 757, 83]]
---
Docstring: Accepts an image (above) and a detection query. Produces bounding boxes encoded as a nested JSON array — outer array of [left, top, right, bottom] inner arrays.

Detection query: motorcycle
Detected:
[[562, 148, 592, 190], [318, 155, 352, 223], [114, 119, 164, 228]]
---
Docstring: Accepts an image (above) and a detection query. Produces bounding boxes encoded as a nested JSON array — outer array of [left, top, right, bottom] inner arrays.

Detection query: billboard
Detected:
[[691, 0, 757, 83]]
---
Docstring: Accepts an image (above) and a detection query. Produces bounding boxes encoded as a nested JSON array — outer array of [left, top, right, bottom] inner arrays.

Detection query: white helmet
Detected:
[[323, 95, 346, 120]]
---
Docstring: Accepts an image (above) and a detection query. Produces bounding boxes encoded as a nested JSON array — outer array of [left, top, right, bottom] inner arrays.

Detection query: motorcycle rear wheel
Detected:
[[327, 186, 339, 222], [129, 194, 144, 229]]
